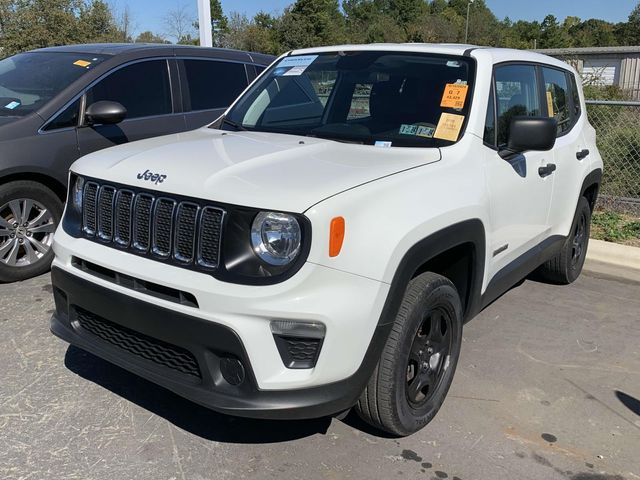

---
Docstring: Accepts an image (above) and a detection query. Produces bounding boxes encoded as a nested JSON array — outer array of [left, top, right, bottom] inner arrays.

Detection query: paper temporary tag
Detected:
[[400, 124, 418, 135], [73, 60, 91, 67], [434, 113, 465, 142], [275, 55, 318, 76], [374, 140, 392, 147], [4, 101, 20, 109], [416, 126, 435, 138], [441, 83, 469, 109], [546, 91, 555, 117]]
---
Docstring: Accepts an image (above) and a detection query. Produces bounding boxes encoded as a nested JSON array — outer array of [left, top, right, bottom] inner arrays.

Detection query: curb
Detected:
[[584, 239, 640, 284]]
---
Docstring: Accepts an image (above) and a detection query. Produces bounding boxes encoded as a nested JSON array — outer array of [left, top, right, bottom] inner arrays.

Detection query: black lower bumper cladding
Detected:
[[50, 267, 389, 419]]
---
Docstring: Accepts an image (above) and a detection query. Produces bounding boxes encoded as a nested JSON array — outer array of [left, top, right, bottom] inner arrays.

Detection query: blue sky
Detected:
[[118, 0, 636, 40]]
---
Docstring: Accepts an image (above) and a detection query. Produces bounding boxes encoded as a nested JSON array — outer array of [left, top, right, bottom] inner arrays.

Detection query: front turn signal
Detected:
[[329, 216, 345, 257]]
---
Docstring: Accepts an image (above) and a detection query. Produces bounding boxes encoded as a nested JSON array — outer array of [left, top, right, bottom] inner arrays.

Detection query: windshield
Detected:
[[0, 52, 107, 117], [223, 51, 475, 147]]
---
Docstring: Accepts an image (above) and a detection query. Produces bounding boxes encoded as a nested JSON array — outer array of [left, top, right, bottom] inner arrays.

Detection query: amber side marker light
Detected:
[[329, 216, 345, 257]]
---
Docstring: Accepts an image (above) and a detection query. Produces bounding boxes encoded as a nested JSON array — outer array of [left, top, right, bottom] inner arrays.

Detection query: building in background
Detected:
[[536, 46, 640, 99]]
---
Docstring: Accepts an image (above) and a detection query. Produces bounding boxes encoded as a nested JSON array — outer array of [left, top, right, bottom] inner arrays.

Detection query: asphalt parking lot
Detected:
[[1, 270, 639, 480]]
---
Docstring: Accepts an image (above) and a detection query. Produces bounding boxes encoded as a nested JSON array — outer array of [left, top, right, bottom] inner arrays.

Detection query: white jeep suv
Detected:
[[50, 44, 603, 436]]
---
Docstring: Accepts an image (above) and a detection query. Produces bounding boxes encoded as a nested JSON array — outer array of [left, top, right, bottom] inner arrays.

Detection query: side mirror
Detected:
[[84, 101, 127, 126], [500, 116, 557, 158]]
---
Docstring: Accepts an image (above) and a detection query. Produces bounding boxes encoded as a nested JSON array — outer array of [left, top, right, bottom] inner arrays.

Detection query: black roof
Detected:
[[32, 43, 274, 64]]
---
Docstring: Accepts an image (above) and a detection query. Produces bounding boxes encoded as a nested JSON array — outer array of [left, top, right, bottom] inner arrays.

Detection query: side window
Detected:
[[183, 60, 247, 110], [542, 67, 571, 135], [568, 72, 582, 118], [494, 64, 541, 146], [483, 86, 496, 146], [43, 97, 80, 131], [86, 60, 172, 119], [255, 65, 266, 75]]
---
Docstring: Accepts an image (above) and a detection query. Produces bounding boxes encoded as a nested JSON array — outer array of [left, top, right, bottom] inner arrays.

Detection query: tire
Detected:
[[535, 196, 591, 285], [0, 181, 63, 283], [355, 272, 463, 436]]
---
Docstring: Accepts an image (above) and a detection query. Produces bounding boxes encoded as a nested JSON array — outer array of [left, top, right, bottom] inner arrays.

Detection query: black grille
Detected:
[[82, 182, 98, 235], [286, 338, 321, 362], [133, 194, 153, 251], [114, 191, 133, 245], [97, 186, 115, 240], [81, 182, 225, 270], [175, 203, 198, 262], [152, 199, 175, 257], [198, 207, 223, 267], [75, 307, 201, 378]]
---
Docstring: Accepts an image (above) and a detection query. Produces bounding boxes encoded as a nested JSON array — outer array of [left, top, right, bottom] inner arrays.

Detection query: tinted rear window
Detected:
[[183, 60, 248, 110]]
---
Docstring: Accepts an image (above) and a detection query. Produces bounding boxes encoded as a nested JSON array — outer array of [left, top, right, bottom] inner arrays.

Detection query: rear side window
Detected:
[[183, 60, 248, 110], [542, 67, 571, 135], [86, 60, 172, 119], [494, 64, 541, 146], [483, 86, 496, 146], [569, 72, 582, 117]]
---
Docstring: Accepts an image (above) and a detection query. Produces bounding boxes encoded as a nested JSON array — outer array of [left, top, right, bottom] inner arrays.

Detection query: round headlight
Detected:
[[251, 211, 301, 266], [72, 176, 84, 212]]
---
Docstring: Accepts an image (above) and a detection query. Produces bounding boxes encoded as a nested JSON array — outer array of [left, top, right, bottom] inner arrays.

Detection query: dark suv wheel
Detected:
[[356, 272, 463, 436], [0, 181, 62, 282], [535, 196, 591, 285]]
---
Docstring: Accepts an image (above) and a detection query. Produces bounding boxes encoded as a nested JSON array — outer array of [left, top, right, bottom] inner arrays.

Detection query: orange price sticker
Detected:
[[440, 83, 469, 109], [73, 60, 91, 67]]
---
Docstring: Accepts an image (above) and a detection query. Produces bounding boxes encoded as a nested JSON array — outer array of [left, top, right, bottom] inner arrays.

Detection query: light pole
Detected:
[[465, 0, 475, 44], [197, 0, 212, 47]]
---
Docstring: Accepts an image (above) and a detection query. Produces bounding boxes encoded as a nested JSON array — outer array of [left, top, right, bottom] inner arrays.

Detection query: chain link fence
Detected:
[[586, 100, 640, 215]]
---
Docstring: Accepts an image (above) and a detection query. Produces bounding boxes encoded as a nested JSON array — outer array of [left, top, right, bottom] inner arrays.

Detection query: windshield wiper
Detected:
[[305, 133, 364, 144], [221, 117, 247, 131]]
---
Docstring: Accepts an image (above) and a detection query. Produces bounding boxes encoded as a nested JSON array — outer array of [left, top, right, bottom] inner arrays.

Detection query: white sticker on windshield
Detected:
[[275, 55, 318, 76], [4, 101, 20, 110], [374, 141, 392, 148]]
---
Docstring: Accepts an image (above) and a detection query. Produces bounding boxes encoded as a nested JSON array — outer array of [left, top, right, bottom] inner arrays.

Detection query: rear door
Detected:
[[483, 63, 555, 278], [178, 59, 250, 130], [77, 59, 186, 155], [543, 68, 590, 234]]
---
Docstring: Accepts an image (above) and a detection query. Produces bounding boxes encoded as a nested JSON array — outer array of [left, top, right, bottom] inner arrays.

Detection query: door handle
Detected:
[[538, 163, 556, 177], [576, 149, 590, 160]]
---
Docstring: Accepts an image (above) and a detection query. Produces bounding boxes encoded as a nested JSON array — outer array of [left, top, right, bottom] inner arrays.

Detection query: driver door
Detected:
[[483, 64, 554, 280], [77, 59, 186, 155]]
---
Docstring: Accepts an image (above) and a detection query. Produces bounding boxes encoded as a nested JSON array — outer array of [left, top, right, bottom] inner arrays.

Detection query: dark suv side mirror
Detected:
[[84, 101, 127, 126], [500, 116, 557, 158]]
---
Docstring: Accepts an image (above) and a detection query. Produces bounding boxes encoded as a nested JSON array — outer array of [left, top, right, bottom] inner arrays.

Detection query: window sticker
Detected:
[[441, 83, 469, 109], [73, 60, 92, 68], [374, 140, 392, 147], [434, 113, 465, 142], [4, 101, 20, 110], [546, 91, 555, 117], [416, 126, 435, 138], [400, 124, 418, 135], [274, 55, 318, 76]]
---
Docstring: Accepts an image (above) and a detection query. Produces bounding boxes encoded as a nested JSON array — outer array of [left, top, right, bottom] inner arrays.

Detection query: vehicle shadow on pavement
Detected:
[[63, 345, 332, 443], [615, 390, 640, 417]]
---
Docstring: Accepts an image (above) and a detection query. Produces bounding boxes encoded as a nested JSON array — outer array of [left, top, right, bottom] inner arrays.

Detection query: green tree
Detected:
[[277, 0, 345, 50], [539, 14, 571, 48], [135, 30, 169, 44]]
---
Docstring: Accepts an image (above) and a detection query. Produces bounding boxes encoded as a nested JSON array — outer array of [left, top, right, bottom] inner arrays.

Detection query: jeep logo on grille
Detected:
[[137, 169, 167, 185]]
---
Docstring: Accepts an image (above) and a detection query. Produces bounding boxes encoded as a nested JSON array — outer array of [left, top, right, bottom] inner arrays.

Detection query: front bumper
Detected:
[[51, 266, 393, 419]]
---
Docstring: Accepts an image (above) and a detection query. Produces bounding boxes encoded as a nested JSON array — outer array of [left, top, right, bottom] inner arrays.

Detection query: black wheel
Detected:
[[356, 272, 463, 436], [535, 196, 591, 285], [0, 181, 62, 283]]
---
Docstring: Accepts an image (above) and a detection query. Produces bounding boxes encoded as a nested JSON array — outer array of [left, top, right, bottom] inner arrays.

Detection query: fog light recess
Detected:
[[220, 357, 246, 386], [270, 320, 326, 369]]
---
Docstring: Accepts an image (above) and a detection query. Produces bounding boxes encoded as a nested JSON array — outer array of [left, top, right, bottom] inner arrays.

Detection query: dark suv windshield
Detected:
[[223, 51, 475, 147], [0, 52, 107, 117]]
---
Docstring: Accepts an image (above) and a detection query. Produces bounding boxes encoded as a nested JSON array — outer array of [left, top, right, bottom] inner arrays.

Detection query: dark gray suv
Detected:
[[0, 43, 273, 282]]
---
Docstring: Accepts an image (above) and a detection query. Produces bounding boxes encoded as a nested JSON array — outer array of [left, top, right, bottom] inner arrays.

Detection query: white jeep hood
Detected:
[[71, 128, 441, 212]]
